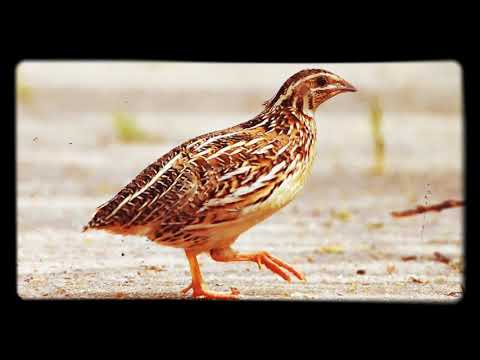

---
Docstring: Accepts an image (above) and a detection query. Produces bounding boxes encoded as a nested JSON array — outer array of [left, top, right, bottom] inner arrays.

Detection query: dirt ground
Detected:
[[16, 62, 464, 301]]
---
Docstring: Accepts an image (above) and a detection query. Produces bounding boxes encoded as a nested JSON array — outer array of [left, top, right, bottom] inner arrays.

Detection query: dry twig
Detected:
[[432, 252, 451, 264], [391, 200, 464, 218], [401, 255, 418, 261]]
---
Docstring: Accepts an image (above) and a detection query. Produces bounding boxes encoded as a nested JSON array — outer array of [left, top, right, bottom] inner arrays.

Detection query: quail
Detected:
[[83, 68, 357, 299]]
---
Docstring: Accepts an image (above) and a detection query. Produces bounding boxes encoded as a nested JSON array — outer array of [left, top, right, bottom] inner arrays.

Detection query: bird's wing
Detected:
[[85, 116, 297, 232], [84, 145, 209, 230], [184, 123, 295, 220]]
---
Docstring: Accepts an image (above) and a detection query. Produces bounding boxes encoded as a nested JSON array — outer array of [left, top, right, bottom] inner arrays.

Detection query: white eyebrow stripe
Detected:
[[291, 72, 340, 90], [292, 73, 324, 87], [273, 71, 343, 107], [272, 73, 321, 107]]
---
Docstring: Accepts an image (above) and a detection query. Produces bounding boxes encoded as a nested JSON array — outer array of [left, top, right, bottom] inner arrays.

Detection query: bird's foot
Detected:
[[181, 282, 240, 300], [253, 252, 305, 282]]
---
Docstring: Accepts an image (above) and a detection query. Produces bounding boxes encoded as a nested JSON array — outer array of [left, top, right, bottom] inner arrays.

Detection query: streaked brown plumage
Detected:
[[83, 68, 356, 299]]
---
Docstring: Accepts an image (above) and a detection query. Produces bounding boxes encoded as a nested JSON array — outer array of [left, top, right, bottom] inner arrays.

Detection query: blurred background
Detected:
[[16, 61, 464, 300]]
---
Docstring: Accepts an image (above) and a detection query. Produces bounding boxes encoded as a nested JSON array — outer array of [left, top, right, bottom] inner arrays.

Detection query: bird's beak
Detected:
[[340, 80, 357, 92], [322, 80, 357, 95]]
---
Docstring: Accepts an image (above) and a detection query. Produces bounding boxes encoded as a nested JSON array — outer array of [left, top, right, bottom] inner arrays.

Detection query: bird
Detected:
[[83, 68, 356, 300]]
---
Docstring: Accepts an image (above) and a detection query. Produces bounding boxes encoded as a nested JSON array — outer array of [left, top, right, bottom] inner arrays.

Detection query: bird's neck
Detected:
[[254, 105, 318, 182], [258, 106, 317, 152], [261, 104, 316, 127], [264, 95, 316, 120]]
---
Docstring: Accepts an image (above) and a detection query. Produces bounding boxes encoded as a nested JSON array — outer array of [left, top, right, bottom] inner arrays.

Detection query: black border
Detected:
[[4, 42, 473, 327]]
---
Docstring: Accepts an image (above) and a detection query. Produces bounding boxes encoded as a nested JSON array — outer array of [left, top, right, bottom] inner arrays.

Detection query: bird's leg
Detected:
[[210, 247, 305, 282], [181, 250, 239, 300]]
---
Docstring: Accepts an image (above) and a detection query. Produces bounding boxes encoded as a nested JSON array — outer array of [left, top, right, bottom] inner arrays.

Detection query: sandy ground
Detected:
[[16, 62, 464, 301]]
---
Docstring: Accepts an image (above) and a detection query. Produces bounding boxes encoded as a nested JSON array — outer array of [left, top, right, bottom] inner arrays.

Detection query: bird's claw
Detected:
[[254, 252, 305, 282], [181, 282, 239, 300]]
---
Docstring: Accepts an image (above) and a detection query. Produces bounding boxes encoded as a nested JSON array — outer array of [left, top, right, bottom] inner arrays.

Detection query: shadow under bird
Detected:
[[83, 68, 357, 299]]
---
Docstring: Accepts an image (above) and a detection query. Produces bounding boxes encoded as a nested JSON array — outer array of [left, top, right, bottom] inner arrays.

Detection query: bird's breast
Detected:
[[242, 129, 317, 217]]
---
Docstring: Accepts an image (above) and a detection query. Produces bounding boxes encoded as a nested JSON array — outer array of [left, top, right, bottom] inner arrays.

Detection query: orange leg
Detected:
[[210, 247, 305, 282], [181, 250, 239, 300]]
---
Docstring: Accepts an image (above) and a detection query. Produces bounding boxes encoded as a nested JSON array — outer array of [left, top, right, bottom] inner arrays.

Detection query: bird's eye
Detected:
[[317, 76, 327, 87]]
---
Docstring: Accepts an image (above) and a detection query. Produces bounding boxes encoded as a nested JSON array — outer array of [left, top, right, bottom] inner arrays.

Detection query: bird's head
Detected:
[[264, 69, 357, 116]]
